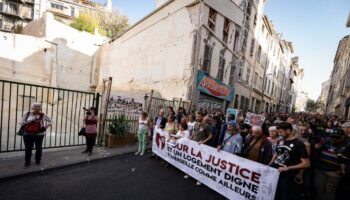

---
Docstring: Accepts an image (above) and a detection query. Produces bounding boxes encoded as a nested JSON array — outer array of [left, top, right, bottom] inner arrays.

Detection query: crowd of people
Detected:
[[136, 106, 350, 200]]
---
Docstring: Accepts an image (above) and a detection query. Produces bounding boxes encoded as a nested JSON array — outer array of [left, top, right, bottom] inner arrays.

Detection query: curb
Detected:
[[0, 146, 152, 182]]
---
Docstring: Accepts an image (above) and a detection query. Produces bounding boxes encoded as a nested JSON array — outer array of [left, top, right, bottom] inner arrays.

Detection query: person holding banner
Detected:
[[186, 112, 212, 185], [270, 122, 310, 200], [190, 112, 212, 145], [151, 109, 167, 159], [218, 114, 235, 146], [217, 121, 243, 155]]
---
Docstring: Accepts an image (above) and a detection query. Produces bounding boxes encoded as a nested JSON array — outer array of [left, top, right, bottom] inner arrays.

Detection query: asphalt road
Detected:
[[0, 152, 224, 200]]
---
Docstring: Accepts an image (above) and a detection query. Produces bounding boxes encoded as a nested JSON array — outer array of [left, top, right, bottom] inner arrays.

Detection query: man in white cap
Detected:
[[341, 121, 350, 137]]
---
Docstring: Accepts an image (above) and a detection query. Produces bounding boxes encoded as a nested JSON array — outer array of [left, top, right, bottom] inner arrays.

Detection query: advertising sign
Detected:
[[196, 70, 234, 102]]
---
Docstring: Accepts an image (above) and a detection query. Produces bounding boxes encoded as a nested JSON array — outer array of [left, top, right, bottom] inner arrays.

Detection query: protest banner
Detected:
[[226, 108, 237, 122], [152, 128, 279, 200], [244, 112, 266, 127]]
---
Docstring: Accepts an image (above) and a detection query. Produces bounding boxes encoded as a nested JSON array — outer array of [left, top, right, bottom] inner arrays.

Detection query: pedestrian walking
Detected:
[[20, 102, 52, 167], [82, 107, 98, 156]]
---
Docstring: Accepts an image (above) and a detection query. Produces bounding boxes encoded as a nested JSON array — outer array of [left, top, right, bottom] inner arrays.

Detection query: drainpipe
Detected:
[[190, 0, 204, 111]]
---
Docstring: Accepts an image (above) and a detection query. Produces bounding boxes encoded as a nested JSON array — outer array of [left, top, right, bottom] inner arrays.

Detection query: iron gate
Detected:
[[0, 80, 98, 152]]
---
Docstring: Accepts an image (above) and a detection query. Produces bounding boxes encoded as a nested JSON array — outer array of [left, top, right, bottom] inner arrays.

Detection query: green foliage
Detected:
[[108, 114, 130, 136], [305, 99, 319, 113], [99, 10, 130, 38], [70, 14, 98, 34]]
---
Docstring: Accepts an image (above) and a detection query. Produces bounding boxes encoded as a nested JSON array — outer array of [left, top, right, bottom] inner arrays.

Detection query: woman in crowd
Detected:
[[82, 107, 98, 156], [165, 115, 177, 136], [267, 126, 278, 154], [21, 102, 52, 167], [135, 111, 148, 156]]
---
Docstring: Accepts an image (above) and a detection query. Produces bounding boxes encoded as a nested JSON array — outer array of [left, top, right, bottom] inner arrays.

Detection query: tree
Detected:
[[70, 13, 99, 34], [305, 99, 318, 113], [99, 10, 130, 38]]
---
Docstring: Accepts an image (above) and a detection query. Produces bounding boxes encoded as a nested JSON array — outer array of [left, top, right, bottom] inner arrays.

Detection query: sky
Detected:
[[264, 0, 350, 100], [94, 0, 350, 100]]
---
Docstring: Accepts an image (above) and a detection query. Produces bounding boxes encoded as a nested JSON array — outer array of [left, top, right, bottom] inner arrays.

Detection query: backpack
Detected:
[[24, 113, 44, 135]]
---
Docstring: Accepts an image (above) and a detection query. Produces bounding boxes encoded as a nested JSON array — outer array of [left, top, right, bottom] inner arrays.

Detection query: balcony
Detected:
[[0, 24, 14, 32], [0, 9, 22, 19]]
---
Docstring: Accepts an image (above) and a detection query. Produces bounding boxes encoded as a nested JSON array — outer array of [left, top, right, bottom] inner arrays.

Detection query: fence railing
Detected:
[[144, 94, 191, 120], [0, 80, 97, 152]]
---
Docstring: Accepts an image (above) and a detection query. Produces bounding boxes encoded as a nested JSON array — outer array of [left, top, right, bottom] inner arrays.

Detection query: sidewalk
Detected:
[[0, 144, 149, 180]]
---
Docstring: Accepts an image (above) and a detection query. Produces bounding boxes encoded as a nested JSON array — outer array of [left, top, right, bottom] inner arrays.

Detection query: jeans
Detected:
[[275, 171, 297, 200], [85, 136, 96, 152], [314, 169, 341, 200], [23, 135, 45, 163], [137, 129, 147, 154]]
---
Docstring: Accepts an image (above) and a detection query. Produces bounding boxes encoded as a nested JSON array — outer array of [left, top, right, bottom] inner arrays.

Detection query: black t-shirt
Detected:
[[273, 138, 308, 169]]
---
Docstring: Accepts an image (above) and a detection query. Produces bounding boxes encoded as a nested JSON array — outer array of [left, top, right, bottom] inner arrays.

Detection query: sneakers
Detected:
[[135, 151, 141, 155], [184, 175, 189, 179], [196, 181, 202, 186], [35, 160, 41, 165], [139, 152, 144, 156]]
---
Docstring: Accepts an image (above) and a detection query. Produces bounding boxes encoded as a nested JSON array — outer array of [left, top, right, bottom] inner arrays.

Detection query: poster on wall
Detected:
[[244, 112, 266, 127], [226, 108, 238, 122], [198, 94, 222, 113], [152, 128, 279, 200], [108, 95, 143, 115]]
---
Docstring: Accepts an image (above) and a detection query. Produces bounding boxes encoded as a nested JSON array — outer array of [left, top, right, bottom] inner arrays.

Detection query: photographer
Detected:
[[82, 107, 98, 156], [20, 102, 52, 167]]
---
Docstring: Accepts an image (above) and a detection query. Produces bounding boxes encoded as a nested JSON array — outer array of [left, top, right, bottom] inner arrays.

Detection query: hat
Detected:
[[268, 126, 277, 131], [241, 123, 252, 130], [227, 120, 236, 128], [340, 121, 350, 128], [330, 128, 344, 138]]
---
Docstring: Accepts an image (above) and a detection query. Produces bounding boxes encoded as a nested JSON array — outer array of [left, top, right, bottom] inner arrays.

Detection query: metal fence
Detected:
[[144, 95, 192, 120], [104, 113, 139, 136], [0, 80, 98, 152]]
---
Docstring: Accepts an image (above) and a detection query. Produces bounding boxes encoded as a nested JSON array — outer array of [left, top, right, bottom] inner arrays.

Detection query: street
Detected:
[[0, 152, 224, 200]]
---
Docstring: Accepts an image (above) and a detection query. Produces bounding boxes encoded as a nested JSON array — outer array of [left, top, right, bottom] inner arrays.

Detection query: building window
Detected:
[[71, 7, 75, 17], [245, 98, 249, 111], [223, 18, 230, 44], [241, 29, 248, 53], [240, 96, 245, 110], [229, 64, 236, 86], [253, 14, 257, 26], [8, 3, 18, 14], [249, 38, 255, 57], [254, 72, 258, 86], [202, 44, 213, 73], [234, 95, 239, 108], [208, 8, 217, 32], [233, 30, 240, 52], [246, 67, 251, 84], [51, 3, 64, 10], [0, 3, 2, 12], [238, 60, 244, 80], [217, 52, 225, 81], [256, 45, 262, 63]]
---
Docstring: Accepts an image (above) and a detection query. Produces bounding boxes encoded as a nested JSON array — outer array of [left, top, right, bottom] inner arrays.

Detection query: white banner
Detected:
[[152, 128, 279, 200]]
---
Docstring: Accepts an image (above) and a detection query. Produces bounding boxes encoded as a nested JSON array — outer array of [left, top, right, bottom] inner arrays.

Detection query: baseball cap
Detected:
[[340, 121, 350, 128], [268, 126, 277, 131], [331, 128, 344, 138]]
